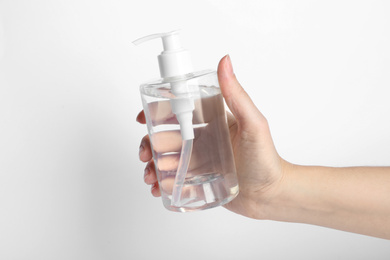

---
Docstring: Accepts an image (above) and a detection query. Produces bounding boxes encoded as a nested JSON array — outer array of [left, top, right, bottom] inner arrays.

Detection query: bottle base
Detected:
[[161, 172, 239, 212]]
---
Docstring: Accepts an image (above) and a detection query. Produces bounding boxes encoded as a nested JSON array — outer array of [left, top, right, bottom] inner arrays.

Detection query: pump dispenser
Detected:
[[134, 30, 239, 212], [133, 30, 193, 78], [133, 30, 194, 140]]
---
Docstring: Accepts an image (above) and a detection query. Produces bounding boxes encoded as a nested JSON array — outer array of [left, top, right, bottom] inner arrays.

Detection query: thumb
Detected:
[[217, 55, 265, 131]]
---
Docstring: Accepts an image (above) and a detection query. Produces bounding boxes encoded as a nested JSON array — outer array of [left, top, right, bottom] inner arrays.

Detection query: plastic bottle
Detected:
[[133, 30, 239, 212]]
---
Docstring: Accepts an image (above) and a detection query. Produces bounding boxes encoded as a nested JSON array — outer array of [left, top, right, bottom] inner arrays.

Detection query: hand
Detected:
[[137, 55, 289, 219]]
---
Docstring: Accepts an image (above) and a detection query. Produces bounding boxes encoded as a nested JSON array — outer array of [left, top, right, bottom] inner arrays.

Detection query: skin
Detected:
[[137, 55, 390, 240]]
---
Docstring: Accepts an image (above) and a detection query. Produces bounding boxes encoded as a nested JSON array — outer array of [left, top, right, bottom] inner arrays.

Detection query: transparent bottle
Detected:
[[135, 31, 239, 212]]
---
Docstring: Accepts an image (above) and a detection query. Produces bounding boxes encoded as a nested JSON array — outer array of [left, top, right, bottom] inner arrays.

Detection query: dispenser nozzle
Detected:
[[133, 30, 193, 78], [133, 30, 182, 51]]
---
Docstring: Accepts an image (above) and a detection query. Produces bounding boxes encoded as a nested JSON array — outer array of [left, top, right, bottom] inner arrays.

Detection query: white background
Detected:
[[1, 0, 390, 259]]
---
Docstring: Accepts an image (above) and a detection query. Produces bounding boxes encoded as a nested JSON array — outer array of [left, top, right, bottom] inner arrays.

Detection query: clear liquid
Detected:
[[141, 85, 239, 212]]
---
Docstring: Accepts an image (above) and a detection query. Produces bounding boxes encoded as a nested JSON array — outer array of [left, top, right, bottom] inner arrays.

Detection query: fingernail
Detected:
[[226, 55, 234, 76]]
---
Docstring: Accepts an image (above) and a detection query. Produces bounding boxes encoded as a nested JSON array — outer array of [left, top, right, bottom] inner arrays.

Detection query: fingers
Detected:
[[157, 154, 180, 172], [136, 101, 178, 126], [138, 112, 161, 197], [136, 111, 146, 124], [138, 131, 182, 198], [148, 101, 177, 125], [151, 183, 161, 197], [144, 160, 157, 184], [151, 131, 182, 153], [217, 55, 267, 131], [139, 135, 152, 162], [218, 56, 277, 161], [139, 135, 161, 197], [144, 160, 161, 197]]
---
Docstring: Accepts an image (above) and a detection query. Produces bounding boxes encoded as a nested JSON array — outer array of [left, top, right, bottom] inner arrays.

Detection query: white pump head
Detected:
[[134, 30, 195, 140], [133, 30, 193, 79]]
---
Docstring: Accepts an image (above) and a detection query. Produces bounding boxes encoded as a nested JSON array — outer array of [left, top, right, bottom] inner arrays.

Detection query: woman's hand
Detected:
[[137, 55, 390, 240]]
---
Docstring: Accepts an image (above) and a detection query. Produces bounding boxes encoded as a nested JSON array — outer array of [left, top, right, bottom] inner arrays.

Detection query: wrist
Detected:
[[258, 159, 295, 220], [261, 163, 335, 223], [258, 162, 312, 221], [250, 159, 296, 220]]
